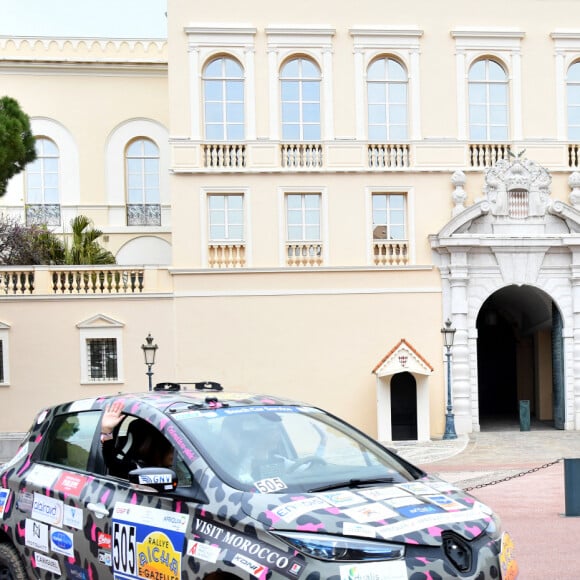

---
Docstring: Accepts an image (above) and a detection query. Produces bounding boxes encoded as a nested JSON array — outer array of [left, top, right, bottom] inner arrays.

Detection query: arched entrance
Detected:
[[430, 155, 580, 434], [477, 285, 563, 430], [391, 372, 418, 440]]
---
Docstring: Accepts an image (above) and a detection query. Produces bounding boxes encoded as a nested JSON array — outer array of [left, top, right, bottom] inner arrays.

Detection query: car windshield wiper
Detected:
[[308, 477, 395, 493]]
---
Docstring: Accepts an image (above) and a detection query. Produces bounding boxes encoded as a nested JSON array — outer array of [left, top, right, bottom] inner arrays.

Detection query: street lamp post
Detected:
[[141, 333, 158, 391], [441, 318, 457, 440]]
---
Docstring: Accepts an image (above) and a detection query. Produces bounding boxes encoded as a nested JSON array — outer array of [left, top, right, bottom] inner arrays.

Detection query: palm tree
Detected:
[[65, 215, 115, 265]]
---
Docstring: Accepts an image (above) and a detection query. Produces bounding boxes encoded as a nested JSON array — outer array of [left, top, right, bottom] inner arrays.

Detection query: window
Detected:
[[367, 58, 408, 141], [126, 138, 161, 226], [286, 193, 321, 241], [568, 62, 580, 140], [40, 411, 102, 470], [87, 338, 118, 381], [26, 137, 60, 226], [281, 57, 321, 141], [372, 194, 406, 240], [203, 56, 245, 141], [468, 58, 509, 141], [208, 194, 244, 241]]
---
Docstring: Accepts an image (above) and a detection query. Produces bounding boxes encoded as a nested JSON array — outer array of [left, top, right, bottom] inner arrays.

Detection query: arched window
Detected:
[[26, 137, 60, 226], [203, 56, 245, 141], [367, 57, 408, 141], [125, 138, 160, 226], [280, 57, 321, 141], [567, 62, 580, 140], [468, 58, 509, 141]]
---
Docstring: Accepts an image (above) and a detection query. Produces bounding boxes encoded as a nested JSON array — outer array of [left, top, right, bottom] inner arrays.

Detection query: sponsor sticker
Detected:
[[343, 502, 397, 524], [424, 494, 467, 512], [386, 496, 423, 508], [25, 518, 49, 552], [339, 560, 408, 580], [34, 552, 61, 575], [25, 464, 59, 488], [377, 507, 486, 539], [112, 503, 188, 580], [358, 487, 411, 501], [16, 491, 33, 513], [55, 472, 88, 496], [342, 522, 376, 538], [65, 562, 89, 579], [0, 488, 10, 518], [98, 549, 113, 566], [396, 482, 437, 495], [138, 473, 173, 485], [1, 443, 29, 470], [320, 490, 365, 507], [396, 503, 443, 519], [64, 504, 83, 529], [271, 497, 331, 522], [186, 540, 221, 563], [500, 532, 519, 580], [98, 531, 112, 550], [232, 553, 268, 579], [51, 528, 74, 557], [32, 493, 64, 526], [194, 517, 304, 580]]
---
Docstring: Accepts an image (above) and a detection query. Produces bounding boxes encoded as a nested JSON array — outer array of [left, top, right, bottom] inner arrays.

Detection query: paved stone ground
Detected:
[[389, 425, 580, 579]]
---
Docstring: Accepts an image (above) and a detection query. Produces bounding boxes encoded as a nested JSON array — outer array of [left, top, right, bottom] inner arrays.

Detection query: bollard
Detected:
[[564, 459, 580, 516], [518, 400, 530, 431]]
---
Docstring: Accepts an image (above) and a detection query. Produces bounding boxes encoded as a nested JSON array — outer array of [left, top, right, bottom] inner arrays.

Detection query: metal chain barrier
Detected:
[[462, 458, 563, 491]]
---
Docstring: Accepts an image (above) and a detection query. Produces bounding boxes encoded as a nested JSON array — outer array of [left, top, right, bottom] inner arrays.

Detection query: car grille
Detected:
[[442, 531, 472, 573]]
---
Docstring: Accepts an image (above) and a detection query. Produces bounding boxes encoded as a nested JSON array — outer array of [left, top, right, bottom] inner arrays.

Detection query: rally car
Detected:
[[0, 382, 518, 579]]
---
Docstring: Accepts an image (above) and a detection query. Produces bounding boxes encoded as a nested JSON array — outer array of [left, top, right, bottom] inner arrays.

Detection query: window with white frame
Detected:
[[281, 58, 321, 141], [367, 57, 408, 141], [208, 194, 244, 241], [26, 137, 61, 226], [568, 61, 580, 140], [87, 338, 118, 382], [372, 193, 406, 240], [286, 193, 321, 241], [452, 29, 523, 141], [203, 56, 245, 141], [78, 315, 124, 384], [126, 138, 161, 226], [468, 58, 509, 141]]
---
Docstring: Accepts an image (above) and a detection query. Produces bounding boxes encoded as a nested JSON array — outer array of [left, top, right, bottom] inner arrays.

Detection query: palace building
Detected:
[[2, 0, 580, 454]]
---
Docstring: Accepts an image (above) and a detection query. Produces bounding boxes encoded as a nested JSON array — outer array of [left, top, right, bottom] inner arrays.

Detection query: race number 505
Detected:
[[113, 522, 136, 575]]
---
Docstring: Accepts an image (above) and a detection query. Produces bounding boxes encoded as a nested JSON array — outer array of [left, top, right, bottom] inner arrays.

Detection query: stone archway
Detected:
[[476, 285, 561, 429], [431, 156, 580, 434]]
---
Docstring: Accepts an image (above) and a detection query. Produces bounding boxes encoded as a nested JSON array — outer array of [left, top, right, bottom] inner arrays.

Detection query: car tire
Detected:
[[0, 543, 27, 580]]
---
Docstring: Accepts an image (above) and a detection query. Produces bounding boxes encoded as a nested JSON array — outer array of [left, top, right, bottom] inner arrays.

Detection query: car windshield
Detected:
[[175, 405, 419, 493]]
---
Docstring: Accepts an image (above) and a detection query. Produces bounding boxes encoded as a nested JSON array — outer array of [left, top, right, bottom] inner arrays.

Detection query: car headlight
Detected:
[[272, 531, 405, 562]]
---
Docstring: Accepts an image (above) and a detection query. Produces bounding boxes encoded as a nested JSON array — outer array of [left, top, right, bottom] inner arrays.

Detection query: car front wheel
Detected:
[[0, 543, 27, 580]]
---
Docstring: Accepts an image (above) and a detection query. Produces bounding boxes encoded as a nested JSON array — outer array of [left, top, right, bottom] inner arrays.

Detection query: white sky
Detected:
[[0, 0, 167, 38]]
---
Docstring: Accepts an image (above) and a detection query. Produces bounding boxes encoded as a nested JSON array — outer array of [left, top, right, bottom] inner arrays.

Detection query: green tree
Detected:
[[0, 96, 36, 197], [65, 215, 116, 265]]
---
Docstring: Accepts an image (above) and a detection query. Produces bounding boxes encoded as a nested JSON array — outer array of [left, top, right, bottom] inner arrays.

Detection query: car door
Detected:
[[26, 407, 105, 578]]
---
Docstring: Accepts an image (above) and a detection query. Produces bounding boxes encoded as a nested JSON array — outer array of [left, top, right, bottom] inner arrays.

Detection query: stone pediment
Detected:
[[372, 339, 433, 378], [76, 314, 124, 329], [436, 156, 580, 238]]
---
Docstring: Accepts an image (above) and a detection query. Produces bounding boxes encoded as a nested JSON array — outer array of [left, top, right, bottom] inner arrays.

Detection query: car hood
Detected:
[[241, 475, 494, 547]]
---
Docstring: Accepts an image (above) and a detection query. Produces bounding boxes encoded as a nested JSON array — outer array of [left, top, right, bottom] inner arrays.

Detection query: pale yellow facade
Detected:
[[3, 0, 580, 453]]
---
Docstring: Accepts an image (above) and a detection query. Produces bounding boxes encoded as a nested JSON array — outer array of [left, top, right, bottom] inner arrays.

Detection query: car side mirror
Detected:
[[128, 467, 178, 493]]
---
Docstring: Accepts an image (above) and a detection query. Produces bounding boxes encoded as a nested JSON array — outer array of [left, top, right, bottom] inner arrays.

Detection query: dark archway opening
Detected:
[[477, 285, 562, 431], [391, 372, 417, 440]]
